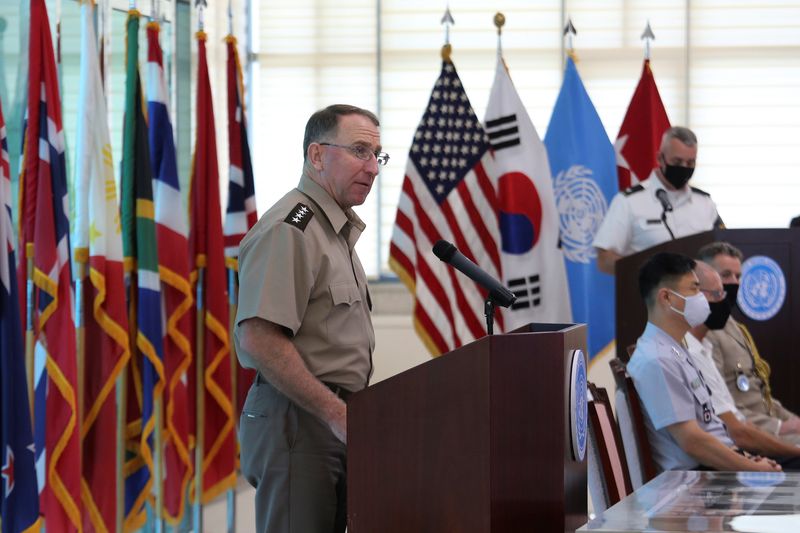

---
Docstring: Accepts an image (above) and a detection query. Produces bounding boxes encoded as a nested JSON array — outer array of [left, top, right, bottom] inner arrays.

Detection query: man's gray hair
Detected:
[[697, 241, 744, 263], [303, 104, 380, 161], [661, 126, 698, 150]]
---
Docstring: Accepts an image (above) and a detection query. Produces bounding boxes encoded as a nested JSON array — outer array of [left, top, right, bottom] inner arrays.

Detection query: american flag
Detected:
[[389, 59, 503, 356], [18, 0, 80, 529]]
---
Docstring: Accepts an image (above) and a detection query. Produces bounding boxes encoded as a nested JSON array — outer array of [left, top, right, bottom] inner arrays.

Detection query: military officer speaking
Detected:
[[594, 126, 724, 274], [234, 105, 385, 533]]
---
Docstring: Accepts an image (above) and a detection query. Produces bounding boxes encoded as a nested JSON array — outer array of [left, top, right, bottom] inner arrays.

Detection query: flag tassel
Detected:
[[193, 265, 206, 532]]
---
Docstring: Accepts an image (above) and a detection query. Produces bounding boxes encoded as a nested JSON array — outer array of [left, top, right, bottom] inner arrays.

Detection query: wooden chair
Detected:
[[609, 357, 658, 488], [587, 382, 633, 512]]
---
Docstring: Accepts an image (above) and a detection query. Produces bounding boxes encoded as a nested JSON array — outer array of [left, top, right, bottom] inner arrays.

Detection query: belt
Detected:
[[255, 373, 353, 402]]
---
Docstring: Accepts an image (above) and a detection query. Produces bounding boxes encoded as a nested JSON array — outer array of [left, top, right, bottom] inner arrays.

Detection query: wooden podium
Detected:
[[615, 228, 800, 414], [348, 323, 588, 533]]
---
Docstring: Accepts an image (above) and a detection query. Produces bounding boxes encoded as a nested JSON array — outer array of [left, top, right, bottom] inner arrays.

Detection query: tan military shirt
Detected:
[[234, 174, 375, 391]]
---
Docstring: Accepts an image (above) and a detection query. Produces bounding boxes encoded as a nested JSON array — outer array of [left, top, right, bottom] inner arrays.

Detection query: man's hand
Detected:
[[238, 317, 348, 444], [329, 402, 347, 444], [749, 455, 782, 472], [778, 416, 800, 436]]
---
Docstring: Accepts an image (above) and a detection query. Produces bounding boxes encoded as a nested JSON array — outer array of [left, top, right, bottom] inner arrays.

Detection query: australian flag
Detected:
[[1, 98, 39, 532]]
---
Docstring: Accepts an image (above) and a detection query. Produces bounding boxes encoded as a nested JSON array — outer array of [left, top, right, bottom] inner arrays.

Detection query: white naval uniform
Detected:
[[628, 323, 734, 472], [685, 332, 744, 422], [593, 171, 722, 257]]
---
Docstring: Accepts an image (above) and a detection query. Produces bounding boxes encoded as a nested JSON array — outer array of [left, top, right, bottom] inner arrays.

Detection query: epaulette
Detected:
[[283, 202, 314, 231], [622, 184, 644, 196], [690, 186, 711, 197]]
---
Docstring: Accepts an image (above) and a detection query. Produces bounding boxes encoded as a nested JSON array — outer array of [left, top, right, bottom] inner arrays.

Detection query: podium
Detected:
[[615, 228, 800, 414], [348, 323, 588, 533]]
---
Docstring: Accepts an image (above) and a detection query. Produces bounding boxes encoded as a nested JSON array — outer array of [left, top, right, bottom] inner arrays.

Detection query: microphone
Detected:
[[432, 240, 516, 308], [655, 188, 676, 240], [655, 188, 673, 213]]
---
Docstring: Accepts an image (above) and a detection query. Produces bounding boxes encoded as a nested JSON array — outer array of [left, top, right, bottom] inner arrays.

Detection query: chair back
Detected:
[[609, 358, 658, 486], [587, 382, 633, 510]]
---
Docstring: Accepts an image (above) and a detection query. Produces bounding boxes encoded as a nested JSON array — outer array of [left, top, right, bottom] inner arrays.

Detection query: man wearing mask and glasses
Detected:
[[683, 261, 800, 466], [235, 105, 387, 533], [698, 241, 800, 446], [594, 127, 725, 274], [628, 252, 781, 472]]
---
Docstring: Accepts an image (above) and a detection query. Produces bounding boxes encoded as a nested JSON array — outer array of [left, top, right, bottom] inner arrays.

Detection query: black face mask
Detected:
[[662, 163, 695, 190], [724, 283, 739, 310], [705, 299, 732, 330]]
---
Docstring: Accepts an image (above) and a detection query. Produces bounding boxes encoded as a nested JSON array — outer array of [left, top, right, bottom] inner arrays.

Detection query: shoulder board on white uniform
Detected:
[[622, 184, 645, 196], [283, 202, 314, 231], [690, 186, 711, 197]]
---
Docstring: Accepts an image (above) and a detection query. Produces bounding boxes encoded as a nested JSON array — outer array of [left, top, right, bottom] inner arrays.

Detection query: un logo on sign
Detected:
[[553, 165, 607, 264], [569, 349, 587, 462], [738, 255, 786, 321]]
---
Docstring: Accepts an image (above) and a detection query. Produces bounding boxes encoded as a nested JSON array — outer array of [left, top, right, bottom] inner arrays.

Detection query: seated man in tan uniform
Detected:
[[697, 241, 800, 446], [235, 105, 386, 533]]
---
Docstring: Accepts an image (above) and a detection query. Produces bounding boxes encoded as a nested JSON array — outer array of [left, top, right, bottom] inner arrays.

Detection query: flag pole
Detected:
[[193, 263, 206, 532], [116, 365, 126, 533], [75, 248, 88, 523], [25, 243, 35, 420], [227, 265, 238, 533], [225, 7, 238, 531], [641, 21, 655, 61]]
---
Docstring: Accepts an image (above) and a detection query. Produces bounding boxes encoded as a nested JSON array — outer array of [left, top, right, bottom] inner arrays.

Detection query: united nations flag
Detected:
[[544, 57, 617, 359]]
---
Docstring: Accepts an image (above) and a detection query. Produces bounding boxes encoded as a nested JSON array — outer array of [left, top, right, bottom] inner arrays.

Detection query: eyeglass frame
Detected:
[[319, 142, 390, 166], [699, 287, 728, 302]]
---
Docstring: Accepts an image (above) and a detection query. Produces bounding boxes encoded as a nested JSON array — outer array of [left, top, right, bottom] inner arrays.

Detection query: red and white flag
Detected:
[[19, 0, 80, 529], [389, 59, 503, 356], [615, 60, 670, 190], [189, 30, 237, 504]]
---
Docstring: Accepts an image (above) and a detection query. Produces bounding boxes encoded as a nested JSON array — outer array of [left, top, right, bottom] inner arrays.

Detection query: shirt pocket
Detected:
[[326, 281, 368, 346]]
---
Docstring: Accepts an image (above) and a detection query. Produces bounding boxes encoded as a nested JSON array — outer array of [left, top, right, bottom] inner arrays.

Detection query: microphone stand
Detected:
[[485, 299, 496, 336]]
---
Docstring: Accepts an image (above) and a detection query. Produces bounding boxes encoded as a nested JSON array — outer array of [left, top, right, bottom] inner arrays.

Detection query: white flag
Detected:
[[484, 56, 572, 328], [74, 3, 121, 260]]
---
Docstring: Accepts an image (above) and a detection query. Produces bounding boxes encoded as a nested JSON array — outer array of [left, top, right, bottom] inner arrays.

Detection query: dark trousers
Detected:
[[240, 380, 346, 533]]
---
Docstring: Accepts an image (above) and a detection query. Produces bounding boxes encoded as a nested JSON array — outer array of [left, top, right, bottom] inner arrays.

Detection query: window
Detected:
[[249, 1, 800, 277]]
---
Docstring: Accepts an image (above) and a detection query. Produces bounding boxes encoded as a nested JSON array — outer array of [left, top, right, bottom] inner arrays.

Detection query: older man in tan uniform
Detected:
[[698, 242, 800, 447], [235, 104, 386, 533]]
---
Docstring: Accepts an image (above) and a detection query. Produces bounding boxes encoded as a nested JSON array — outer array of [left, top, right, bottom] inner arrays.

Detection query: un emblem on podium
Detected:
[[569, 349, 587, 462], [738, 255, 786, 321], [553, 165, 608, 264]]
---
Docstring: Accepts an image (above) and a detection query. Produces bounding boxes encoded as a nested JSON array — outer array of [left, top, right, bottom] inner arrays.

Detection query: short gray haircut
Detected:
[[661, 126, 698, 151], [697, 241, 744, 264], [302, 104, 380, 161]]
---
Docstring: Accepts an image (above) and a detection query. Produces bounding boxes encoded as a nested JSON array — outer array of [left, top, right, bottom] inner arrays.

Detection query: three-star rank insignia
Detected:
[[284, 202, 314, 231]]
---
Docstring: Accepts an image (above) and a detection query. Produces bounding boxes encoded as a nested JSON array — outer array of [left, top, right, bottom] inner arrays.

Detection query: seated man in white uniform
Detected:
[[627, 252, 780, 472], [594, 127, 724, 274], [685, 262, 800, 463]]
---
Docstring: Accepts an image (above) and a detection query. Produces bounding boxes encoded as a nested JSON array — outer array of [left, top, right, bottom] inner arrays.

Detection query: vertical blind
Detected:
[[249, 0, 800, 277]]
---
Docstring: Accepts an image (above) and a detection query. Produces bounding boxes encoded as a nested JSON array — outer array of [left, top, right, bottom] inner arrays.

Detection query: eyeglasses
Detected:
[[319, 143, 390, 166], [700, 287, 727, 301]]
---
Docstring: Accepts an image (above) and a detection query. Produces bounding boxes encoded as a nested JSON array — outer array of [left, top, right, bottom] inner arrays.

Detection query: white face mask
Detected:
[[668, 289, 711, 327]]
